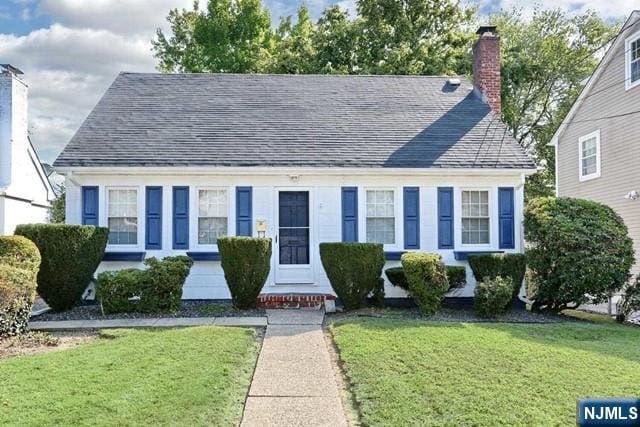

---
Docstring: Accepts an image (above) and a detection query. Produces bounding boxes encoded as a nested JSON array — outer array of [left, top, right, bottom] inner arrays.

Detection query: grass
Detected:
[[198, 303, 230, 316], [331, 319, 640, 426], [0, 326, 260, 426]]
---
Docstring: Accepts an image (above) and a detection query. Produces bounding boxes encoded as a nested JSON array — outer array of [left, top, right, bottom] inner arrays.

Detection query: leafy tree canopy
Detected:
[[153, 1, 620, 197]]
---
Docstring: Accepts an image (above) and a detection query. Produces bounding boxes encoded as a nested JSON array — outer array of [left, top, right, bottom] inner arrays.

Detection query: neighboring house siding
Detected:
[[557, 17, 640, 275], [65, 172, 525, 299]]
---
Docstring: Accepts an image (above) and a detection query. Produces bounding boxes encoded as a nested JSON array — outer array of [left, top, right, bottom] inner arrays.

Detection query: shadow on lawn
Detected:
[[336, 316, 640, 364]]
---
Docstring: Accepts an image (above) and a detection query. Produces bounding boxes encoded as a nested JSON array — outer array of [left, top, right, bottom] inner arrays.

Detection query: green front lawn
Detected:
[[0, 326, 260, 426], [332, 319, 640, 426]]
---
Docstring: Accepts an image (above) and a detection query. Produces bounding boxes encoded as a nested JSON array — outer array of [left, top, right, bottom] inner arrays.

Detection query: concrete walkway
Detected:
[[241, 309, 347, 427], [29, 316, 267, 331]]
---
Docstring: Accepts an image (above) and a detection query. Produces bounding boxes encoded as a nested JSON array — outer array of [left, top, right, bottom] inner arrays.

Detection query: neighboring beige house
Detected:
[[553, 11, 640, 279]]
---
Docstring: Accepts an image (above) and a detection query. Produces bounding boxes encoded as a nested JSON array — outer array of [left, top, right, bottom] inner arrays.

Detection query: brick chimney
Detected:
[[472, 26, 501, 114]]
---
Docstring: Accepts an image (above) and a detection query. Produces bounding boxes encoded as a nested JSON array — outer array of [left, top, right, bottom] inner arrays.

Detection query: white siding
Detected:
[[67, 172, 525, 299]]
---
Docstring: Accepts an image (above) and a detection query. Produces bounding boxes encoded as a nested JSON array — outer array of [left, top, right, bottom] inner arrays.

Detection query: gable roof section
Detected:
[[54, 73, 534, 170], [549, 10, 640, 147]]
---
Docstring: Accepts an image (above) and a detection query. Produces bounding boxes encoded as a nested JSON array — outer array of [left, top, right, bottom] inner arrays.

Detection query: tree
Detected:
[[355, 0, 475, 75], [272, 5, 316, 74], [153, 0, 274, 73], [49, 183, 65, 224], [490, 9, 619, 198], [312, 6, 362, 74]]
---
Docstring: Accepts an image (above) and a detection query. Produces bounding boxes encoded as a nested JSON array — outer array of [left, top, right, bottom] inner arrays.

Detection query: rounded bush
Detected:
[[524, 197, 634, 311], [401, 253, 449, 315], [468, 253, 526, 298], [14, 224, 109, 311], [618, 275, 640, 322], [0, 264, 37, 337], [97, 269, 145, 314], [0, 235, 41, 280], [319, 243, 385, 310], [139, 256, 193, 313], [474, 276, 513, 318], [218, 237, 272, 309], [386, 265, 465, 291]]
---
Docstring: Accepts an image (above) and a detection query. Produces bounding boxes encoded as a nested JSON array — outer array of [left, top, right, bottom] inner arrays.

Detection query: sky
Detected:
[[0, 0, 637, 164]]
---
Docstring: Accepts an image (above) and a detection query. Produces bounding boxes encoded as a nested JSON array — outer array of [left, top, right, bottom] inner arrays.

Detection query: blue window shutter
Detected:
[[172, 186, 189, 249], [81, 186, 99, 226], [403, 187, 420, 249], [438, 187, 454, 249], [236, 187, 252, 236], [499, 187, 515, 249], [341, 187, 358, 242], [145, 187, 162, 249]]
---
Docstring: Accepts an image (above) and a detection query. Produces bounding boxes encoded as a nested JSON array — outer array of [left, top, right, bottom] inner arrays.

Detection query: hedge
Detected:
[[468, 254, 526, 298], [386, 265, 466, 292], [474, 276, 513, 318], [401, 253, 449, 315], [0, 265, 38, 337], [96, 256, 193, 314], [0, 236, 40, 337], [218, 237, 272, 309], [139, 256, 193, 312], [524, 197, 634, 311], [319, 243, 385, 310], [15, 224, 109, 311], [618, 275, 640, 322], [96, 269, 145, 314]]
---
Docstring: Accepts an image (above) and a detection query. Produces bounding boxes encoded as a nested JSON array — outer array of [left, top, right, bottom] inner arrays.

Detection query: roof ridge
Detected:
[[118, 72, 469, 79]]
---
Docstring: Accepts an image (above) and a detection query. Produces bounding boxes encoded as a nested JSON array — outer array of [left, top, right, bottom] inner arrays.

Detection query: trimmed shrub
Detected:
[[218, 237, 272, 309], [0, 265, 37, 337], [15, 224, 109, 311], [468, 254, 526, 298], [524, 197, 635, 311], [401, 253, 449, 315], [385, 267, 408, 291], [371, 277, 385, 308], [96, 269, 145, 314], [386, 265, 466, 292], [139, 256, 193, 313], [0, 236, 40, 337], [96, 256, 193, 314], [446, 266, 467, 289], [319, 243, 385, 310], [0, 236, 41, 280], [474, 276, 513, 317]]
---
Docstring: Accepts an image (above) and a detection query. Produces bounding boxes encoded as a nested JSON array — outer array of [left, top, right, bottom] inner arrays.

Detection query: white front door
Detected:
[[275, 190, 314, 284]]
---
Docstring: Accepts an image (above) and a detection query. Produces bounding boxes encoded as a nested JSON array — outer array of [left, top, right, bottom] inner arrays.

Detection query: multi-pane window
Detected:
[[366, 190, 395, 244], [108, 189, 138, 245], [628, 35, 640, 88], [579, 130, 600, 180], [461, 190, 489, 245], [198, 189, 228, 245]]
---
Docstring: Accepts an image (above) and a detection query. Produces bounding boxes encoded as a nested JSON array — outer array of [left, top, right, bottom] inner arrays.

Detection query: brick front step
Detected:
[[256, 293, 337, 309]]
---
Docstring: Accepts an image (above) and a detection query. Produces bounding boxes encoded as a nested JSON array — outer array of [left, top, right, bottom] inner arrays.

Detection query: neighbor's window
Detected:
[[366, 189, 395, 244], [461, 190, 489, 245], [107, 188, 138, 245], [626, 31, 640, 89], [579, 130, 601, 181], [198, 189, 228, 245]]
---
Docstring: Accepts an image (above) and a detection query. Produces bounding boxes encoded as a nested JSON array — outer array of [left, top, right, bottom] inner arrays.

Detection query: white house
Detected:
[[0, 64, 53, 235], [54, 27, 536, 301]]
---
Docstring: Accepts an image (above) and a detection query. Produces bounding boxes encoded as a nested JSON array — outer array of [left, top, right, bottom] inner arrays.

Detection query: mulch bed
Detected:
[[0, 331, 96, 359], [326, 304, 580, 325], [32, 300, 265, 321]]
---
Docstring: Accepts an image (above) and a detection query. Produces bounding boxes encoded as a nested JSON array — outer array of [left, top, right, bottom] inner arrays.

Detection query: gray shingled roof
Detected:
[[54, 73, 535, 170]]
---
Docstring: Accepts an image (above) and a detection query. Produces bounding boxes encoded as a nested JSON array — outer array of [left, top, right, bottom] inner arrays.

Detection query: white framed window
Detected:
[[107, 188, 138, 246], [578, 130, 601, 181], [461, 190, 490, 245], [625, 30, 640, 90], [365, 189, 396, 245], [197, 188, 228, 245]]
